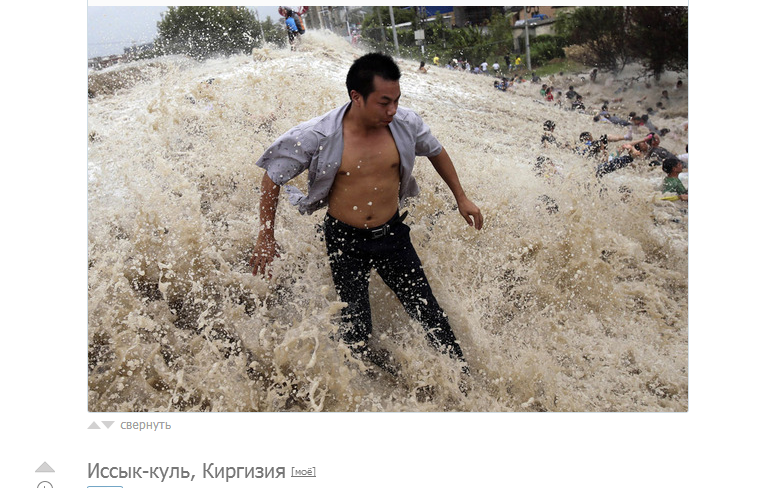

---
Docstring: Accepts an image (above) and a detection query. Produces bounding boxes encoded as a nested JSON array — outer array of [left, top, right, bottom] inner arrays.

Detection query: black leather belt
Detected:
[[326, 211, 408, 240]]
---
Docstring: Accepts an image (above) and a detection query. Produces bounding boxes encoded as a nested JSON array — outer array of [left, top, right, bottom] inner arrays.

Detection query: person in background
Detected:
[[661, 157, 688, 201], [541, 120, 559, 147], [284, 10, 299, 51]]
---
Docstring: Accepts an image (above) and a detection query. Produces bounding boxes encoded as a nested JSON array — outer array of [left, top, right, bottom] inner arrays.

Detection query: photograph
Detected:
[[87, 5, 688, 413]]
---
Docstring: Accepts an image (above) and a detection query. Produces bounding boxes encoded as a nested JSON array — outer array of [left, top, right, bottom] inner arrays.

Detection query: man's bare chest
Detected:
[[339, 130, 400, 176]]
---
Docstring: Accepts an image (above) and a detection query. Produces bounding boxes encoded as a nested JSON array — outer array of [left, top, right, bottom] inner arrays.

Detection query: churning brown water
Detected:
[[88, 30, 688, 412]]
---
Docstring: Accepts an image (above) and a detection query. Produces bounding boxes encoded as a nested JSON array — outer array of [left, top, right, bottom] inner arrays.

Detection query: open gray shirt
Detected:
[[256, 102, 444, 215]]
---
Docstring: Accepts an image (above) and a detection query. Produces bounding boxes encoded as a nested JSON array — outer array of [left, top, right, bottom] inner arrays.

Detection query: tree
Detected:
[[626, 6, 688, 80], [556, 6, 687, 78], [556, 6, 630, 72], [529, 35, 567, 67], [258, 16, 289, 47], [360, 6, 426, 51], [425, 12, 449, 49], [447, 25, 487, 63], [486, 13, 515, 57], [155, 6, 263, 60]]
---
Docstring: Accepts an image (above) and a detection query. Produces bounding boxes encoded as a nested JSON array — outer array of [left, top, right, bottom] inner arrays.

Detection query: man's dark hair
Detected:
[[662, 157, 680, 175], [346, 52, 401, 100]]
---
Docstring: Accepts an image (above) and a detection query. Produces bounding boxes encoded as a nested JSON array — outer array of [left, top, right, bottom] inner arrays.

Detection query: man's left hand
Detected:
[[458, 197, 483, 230]]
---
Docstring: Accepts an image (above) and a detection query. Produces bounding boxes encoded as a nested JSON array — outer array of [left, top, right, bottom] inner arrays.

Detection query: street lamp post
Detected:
[[524, 7, 531, 70], [389, 6, 400, 57], [344, 6, 351, 39], [254, 8, 265, 44]]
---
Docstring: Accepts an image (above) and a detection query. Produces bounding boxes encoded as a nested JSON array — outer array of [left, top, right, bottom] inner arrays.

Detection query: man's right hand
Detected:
[[250, 232, 280, 276]]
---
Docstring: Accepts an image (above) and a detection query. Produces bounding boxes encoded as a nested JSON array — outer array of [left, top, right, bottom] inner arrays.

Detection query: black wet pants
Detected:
[[323, 211, 464, 361]]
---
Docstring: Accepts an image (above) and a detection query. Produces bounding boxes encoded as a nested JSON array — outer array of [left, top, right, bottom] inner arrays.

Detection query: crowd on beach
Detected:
[[424, 54, 527, 76], [419, 57, 689, 204]]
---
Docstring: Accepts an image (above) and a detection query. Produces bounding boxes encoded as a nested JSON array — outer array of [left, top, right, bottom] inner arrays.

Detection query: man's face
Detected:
[[354, 76, 400, 127]]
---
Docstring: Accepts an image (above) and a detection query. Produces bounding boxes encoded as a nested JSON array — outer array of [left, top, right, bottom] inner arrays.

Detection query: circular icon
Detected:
[[37, 483, 53, 488]]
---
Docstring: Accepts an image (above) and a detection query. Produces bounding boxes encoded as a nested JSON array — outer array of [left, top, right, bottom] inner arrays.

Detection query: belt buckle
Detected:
[[371, 224, 389, 239]]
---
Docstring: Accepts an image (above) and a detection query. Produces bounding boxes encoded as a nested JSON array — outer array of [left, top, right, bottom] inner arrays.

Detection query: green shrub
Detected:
[[529, 34, 566, 66]]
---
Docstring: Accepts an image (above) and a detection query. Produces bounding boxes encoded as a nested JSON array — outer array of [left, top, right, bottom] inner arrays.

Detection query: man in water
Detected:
[[250, 53, 483, 373], [661, 157, 688, 201]]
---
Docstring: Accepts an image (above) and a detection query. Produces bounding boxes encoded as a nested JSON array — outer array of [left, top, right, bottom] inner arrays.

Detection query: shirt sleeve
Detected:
[[255, 124, 318, 186], [402, 109, 443, 158]]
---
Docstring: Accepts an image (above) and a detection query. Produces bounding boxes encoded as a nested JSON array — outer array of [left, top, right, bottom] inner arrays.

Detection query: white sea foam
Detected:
[[88, 30, 688, 412]]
